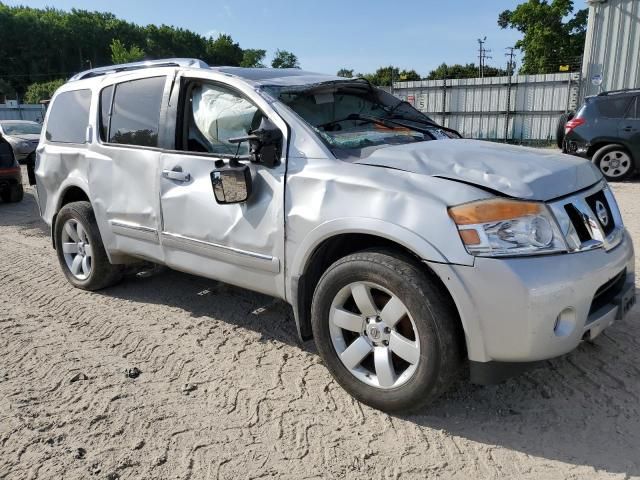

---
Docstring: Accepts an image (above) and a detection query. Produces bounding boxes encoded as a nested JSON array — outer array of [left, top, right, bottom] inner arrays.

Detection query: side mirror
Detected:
[[210, 158, 253, 204], [228, 117, 283, 168]]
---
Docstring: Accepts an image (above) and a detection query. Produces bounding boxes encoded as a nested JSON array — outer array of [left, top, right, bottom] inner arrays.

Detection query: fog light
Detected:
[[554, 308, 576, 337]]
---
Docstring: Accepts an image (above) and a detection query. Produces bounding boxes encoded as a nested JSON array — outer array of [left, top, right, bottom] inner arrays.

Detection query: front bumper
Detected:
[[428, 230, 635, 370]]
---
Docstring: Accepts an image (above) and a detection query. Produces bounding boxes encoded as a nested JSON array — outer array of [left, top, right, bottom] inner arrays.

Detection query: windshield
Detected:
[[263, 81, 457, 158], [1, 122, 42, 135]]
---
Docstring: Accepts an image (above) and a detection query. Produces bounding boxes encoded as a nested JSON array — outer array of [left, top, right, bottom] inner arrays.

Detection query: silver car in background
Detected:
[[34, 59, 636, 412], [0, 120, 42, 163]]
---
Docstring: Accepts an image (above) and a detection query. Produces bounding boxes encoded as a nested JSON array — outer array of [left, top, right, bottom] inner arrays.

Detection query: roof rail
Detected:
[[597, 88, 640, 96], [69, 58, 209, 81]]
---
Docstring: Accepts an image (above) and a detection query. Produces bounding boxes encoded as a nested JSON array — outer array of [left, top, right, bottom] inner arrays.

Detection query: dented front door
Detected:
[[158, 80, 286, 298]]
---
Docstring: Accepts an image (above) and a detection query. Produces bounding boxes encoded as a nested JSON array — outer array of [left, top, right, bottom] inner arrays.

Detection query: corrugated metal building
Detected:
[[392, 73, 580, 143], [582, 0, 640, 97]]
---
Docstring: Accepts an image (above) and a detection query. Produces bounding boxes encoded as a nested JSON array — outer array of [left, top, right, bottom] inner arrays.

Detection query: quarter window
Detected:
[[108, 76, 166, 147], [45, 89, 91, 144], [626, 97, 639, 120], [99, 85, 114, 141], [183, 83, 262, 155]]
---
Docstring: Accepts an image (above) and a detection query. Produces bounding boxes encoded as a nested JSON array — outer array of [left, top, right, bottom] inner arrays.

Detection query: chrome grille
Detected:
[[548, 182, 624, 253]]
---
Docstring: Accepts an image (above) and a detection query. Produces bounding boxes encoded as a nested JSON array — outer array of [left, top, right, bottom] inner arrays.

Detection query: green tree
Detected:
[[426, 62, 508, 80], [240, 48, 266, 68], [206, 34, 243, 66], [398, 69, 421, 81], [337, 68, 354, 78], [110, 38, 145, 64], [23, 79, 65, 103], [0, 4, 284, 93], [498, 0, 587, 74], [271, 49, 299, 69], [360, 67, 422, 86]]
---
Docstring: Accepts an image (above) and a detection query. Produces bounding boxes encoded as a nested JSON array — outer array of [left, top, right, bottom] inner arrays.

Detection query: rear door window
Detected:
[[45, 89, 92, 144], [597, 97, 633, 118], [108, 76, 166, 147]]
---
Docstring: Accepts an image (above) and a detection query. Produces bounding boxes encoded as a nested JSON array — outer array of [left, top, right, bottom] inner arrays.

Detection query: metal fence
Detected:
[[582, 0, 640, 98], [0, 104, 46, 123], [392, 72, 582, 143]]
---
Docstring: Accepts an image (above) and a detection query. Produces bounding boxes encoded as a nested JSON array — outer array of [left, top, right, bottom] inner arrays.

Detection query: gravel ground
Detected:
[[1, 173, 639, 480]]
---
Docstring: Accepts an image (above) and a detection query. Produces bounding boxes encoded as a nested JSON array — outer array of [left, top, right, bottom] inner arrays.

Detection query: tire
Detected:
[[593, 144, 635, 182], [1, 184, 23, 203], [311, 250, 464, 413], [54, 201, 123, 290], [556, 112, 574, 150]]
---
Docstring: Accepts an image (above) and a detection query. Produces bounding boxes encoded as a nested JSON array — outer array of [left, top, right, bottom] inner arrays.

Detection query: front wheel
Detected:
[[311, 250, 464, 413], [54, 201, 123, 290]]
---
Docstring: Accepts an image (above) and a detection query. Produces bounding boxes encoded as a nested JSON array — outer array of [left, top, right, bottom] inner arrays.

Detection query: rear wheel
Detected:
[[556, 112, 574, 150], [54, 201, 123, 290], [593, 144, 634, 181], [311, 250, 464, 413]]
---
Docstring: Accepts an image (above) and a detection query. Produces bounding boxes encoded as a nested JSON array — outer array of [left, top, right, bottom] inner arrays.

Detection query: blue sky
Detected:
[[6, 0, 535, 76]]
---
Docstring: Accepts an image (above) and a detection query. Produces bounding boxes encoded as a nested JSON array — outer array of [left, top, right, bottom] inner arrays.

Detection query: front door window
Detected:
[[186, 84, 262, 156]]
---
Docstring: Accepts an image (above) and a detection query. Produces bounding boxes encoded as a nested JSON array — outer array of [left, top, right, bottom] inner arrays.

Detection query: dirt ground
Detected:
[[1, 172, 639, 480]]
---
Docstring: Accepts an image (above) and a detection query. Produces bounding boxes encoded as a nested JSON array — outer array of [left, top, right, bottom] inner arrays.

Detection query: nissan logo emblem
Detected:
[[595, 200, 609, 227]]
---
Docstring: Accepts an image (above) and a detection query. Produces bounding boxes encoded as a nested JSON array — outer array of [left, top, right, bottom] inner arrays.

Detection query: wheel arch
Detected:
[[51, 182, 91, 249], [587, 140, 634, 160], [289, 222, 466, 357]]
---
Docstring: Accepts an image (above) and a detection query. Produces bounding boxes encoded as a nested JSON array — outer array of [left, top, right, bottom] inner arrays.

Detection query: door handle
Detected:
[[162, 169, 191, 182], [622, 126, 633, 132]]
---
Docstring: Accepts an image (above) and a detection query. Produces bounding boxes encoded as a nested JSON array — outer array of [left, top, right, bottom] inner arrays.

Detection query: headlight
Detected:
[[449, 198, 567, 257]]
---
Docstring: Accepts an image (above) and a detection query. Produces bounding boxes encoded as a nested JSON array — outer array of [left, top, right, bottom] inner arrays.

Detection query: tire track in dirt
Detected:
[[1, 182, 640, 479]]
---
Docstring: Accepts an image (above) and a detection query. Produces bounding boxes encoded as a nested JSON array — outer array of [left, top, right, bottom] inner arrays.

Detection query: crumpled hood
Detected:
[[355, 139, 602, 201]]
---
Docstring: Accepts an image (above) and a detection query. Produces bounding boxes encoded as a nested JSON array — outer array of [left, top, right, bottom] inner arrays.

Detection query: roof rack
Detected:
[[69, 58, 209, 81], [597, 88, 640, 96]]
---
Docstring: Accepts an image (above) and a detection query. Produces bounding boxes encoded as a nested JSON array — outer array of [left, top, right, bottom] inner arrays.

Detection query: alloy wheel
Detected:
[[60, 219, 93, 280], [329, 281, 420, 389], [600, 150, 632, 178]]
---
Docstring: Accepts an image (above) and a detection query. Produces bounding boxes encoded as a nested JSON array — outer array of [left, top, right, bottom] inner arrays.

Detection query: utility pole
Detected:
[[390, 64, 394, 95], [504, 47, 517, 143], [505, 47, 516, 76], [477, 37, 491, 78]]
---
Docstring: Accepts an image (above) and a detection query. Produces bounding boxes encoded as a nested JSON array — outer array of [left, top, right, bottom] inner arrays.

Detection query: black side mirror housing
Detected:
[[210, 159, 253, 204], [228, 117, 283, 168]]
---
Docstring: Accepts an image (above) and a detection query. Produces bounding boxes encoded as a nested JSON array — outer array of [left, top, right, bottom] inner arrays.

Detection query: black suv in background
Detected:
[[563, 89, 639, 181]]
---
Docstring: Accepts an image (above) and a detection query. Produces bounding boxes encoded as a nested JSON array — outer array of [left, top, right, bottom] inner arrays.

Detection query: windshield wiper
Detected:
[[387, 112, 462, 138], [319, 114, 437, 139], [355, 114, 439, 138], [318, 114, 382, 130]]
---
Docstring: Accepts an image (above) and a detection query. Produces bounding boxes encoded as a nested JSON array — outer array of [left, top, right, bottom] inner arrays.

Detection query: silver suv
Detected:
[[35, 59, 636, 412]]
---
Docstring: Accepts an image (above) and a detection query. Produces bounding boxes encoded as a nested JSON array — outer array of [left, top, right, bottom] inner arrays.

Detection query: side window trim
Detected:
[[99, 84, 115, 142]]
